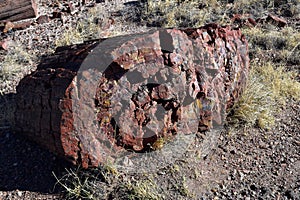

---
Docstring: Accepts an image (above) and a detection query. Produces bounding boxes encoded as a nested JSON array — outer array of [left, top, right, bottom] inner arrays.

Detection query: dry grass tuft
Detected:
[[55, 8, 103, 47], [54, 165, 161, 200], [122, 178, 161, 200], [141, 0, 225, 28], [242, 26, 300, 64], [53, 168, 96, 199], [140, 0, 300, 28], [0, 42, 35, 94], [53, 164, 120, 200], [0, 44, 33, 78], [229, 61, 300, 129]]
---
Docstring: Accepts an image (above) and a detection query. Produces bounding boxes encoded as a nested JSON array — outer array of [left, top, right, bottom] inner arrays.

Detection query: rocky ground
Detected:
[[0, 0, 299, 199]]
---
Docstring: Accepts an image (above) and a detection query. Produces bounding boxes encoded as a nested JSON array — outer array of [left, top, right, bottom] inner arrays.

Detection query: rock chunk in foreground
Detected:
[[0, 0, 37, 23], [15, 24, 249, 168]]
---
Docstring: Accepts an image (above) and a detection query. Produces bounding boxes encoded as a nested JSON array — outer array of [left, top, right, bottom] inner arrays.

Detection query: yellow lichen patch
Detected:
[[151, 137, 165, 150]]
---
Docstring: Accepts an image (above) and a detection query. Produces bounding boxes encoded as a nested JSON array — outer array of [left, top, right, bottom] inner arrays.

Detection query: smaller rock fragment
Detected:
[[37, 15, 51, 24], [266, 14, 287, 28], [3, 21, 14, 33], [0, 38, 11, 50]]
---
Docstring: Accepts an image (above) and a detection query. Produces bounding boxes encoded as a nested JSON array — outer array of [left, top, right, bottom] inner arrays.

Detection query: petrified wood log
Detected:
[[0, 0, 37, 22], [15, 24, 249, 168]]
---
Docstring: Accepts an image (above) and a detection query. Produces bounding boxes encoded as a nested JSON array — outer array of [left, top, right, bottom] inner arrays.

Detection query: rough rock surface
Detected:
[[0, 0, 37, 23], [14, 24, 249, 168]]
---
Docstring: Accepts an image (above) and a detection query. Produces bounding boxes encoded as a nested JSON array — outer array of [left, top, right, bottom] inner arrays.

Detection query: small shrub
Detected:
[[243, 26, 300, 50], [55, 17, 101, 46], [53, 168, 96, 200], [53, 164, 119, 200], [229, 61, 300, 129], [55, 6, 115, 47], [177, 176, 192, 197], [0, 42, 35, 94], [139, 0, 298, 28], [122, 178, 161, 200], [0, 43, 33, 78], [242, 26, 300, 64], [140, 0, 225, 28]]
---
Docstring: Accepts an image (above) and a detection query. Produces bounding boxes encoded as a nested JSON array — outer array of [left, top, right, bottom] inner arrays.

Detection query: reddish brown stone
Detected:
[[14, 20, 32, 30], [231, 14, 257, 28], [14, 25, 249, 168], [266, 14, 287, 28], [3, 21, 14, 33], [0, 38, 10, 50], [37, 15, 50, 24], [3, 20, 32, 32], [0, 0, 37, 23], [247, 18, 257, 27], [51, 11, 62, 19]]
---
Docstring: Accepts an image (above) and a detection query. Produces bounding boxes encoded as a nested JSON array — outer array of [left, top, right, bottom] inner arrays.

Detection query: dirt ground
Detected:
[[0, 0, 299, 199]]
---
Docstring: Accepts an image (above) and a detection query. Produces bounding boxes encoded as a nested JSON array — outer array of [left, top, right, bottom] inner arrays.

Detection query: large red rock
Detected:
[[15, 24, 249, 168]]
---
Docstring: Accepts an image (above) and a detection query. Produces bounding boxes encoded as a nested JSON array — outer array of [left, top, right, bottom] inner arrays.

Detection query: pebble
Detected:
[[17, 191, 22, 197]]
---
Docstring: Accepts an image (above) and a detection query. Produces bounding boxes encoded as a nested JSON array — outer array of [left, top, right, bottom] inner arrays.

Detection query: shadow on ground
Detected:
[[0, 40, 102, 194], [0, 94, 72, 193], [0, 43, 92, 194], [0, 130, 72, 193]]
